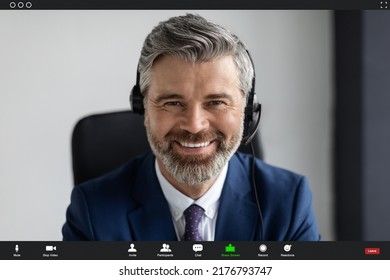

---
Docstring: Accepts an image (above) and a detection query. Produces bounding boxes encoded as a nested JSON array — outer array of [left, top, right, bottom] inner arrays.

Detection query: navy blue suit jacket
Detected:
[[62, 152, 320, 241]]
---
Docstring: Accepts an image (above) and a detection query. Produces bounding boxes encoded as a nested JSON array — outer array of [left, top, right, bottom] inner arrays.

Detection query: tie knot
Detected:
[[184, 204, 204, 222], [182, 204, 205, 241]]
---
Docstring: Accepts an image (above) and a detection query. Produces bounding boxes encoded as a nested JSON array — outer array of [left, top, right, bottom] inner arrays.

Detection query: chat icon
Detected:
[[193, 244, 203, 252]]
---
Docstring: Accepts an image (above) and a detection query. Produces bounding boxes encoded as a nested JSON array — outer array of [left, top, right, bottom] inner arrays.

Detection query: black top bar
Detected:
[[0, 0, 386, 10]]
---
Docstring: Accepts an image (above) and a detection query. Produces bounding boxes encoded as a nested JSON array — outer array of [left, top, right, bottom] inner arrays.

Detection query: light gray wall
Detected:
[[0, 10, 334, 240]]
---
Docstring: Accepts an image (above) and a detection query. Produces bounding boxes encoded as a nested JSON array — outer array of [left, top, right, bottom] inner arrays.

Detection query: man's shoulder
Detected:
[[63, 152, 157, 240], [233, 152, 304, 181], [232, 153, 319, 241], [232, 152, 307, 197]]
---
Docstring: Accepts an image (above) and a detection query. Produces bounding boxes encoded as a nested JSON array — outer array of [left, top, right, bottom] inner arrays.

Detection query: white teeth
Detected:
[[180, 142, 210, 148]]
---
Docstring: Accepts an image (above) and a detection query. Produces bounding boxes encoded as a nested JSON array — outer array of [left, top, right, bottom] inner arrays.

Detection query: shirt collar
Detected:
[[155, 159, 228, 221]]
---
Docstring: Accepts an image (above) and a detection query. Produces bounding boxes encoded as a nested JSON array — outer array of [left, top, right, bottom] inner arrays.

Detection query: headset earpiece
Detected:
[[242, 50, 262, 145], [242, 90, 261, 145], [129, 69, 145, 115]]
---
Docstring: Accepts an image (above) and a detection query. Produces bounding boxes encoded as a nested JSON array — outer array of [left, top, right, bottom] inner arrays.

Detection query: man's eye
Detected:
[[209, 100, 224, 106], [164, 101, 181, 106]]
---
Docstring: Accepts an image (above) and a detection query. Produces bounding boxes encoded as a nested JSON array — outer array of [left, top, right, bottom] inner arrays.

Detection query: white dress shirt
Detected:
[[155, 160, 228, 241]]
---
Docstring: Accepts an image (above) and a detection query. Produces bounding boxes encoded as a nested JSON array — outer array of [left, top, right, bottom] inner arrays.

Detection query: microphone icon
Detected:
[[15, 245, 19, 253]]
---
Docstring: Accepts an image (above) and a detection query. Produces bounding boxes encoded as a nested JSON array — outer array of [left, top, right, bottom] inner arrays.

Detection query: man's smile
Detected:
[[172, 140, 217, 155], [178, 141, 211, 148]]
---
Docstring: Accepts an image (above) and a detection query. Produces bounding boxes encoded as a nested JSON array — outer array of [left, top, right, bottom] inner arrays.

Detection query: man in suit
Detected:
[[62, 14, 320, 241]]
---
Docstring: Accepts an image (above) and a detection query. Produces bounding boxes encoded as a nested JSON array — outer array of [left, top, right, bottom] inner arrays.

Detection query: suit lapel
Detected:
[[215, 154, 260, 240], [125, 153, 260, 241], [127, 154, 177, 240]]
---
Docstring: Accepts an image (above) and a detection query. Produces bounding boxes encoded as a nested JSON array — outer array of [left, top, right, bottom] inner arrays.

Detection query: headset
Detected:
[[129, 51, 264, 240], [129, 69, 144, 115], [129, 51, 261, 145]]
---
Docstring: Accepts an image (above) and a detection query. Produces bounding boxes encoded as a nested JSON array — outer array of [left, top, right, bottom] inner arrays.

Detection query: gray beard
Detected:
[[144, 114, 243, 186]]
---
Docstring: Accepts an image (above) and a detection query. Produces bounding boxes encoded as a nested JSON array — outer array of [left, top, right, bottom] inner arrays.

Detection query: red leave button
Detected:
[[365, 248, 380, 255]]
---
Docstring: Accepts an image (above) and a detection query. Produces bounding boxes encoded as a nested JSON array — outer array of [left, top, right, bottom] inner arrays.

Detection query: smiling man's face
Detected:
[[144, 55, 245, 188]]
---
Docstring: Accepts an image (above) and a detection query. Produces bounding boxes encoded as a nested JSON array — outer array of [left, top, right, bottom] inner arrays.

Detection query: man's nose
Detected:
[[179, 104, 209, 134]]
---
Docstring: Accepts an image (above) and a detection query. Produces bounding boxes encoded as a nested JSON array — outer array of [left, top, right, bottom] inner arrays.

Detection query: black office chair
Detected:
[[71, 110, 263, 185]]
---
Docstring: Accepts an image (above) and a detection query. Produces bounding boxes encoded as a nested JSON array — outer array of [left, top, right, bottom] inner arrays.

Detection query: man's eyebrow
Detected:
[[153, 93, 184, 103], [205, 93, 234, 102]]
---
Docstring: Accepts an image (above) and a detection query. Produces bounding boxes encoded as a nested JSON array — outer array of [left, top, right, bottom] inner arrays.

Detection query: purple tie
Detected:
[[182, 204, 205, 241]]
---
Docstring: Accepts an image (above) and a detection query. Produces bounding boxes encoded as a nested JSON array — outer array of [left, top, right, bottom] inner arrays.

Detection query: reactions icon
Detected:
[[284, 244, 292, 252]]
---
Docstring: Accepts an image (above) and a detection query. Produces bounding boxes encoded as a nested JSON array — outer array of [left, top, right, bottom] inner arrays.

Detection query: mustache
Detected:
[[164, 130, 225, 143]]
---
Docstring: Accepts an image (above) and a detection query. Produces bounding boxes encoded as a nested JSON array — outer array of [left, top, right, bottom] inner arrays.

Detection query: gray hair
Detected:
[[138, 14, 254, 98]]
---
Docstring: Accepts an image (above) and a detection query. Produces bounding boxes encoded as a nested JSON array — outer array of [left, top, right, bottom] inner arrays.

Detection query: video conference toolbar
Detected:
[[1, 242, 387, 260]]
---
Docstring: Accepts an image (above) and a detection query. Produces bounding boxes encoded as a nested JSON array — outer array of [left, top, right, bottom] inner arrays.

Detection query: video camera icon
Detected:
[[46, 246, 56, 252]]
